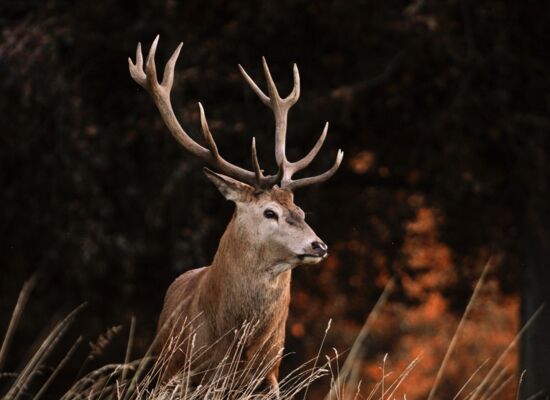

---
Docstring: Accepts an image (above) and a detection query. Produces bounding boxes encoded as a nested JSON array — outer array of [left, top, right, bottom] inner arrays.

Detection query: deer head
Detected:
[[128, 36, 343, 272], [204, 170, 328, 272]]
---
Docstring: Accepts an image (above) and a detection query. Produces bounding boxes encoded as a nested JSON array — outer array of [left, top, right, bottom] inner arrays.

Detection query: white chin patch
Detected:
[[300, 255, 325, 265]]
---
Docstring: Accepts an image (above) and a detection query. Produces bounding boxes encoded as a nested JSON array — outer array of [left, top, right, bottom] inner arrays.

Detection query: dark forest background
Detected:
[[1, 0, 549, 398]]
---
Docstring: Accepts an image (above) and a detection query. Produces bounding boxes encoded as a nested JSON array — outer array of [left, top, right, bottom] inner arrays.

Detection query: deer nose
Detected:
[[311, 241, 328, 257]]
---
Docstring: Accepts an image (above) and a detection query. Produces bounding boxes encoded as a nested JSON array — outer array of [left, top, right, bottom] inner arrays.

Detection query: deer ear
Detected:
[[203, 168, 253, 202]]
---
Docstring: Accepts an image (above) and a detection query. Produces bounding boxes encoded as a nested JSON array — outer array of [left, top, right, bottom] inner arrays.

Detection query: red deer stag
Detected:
[[128, 36, 343, 395]]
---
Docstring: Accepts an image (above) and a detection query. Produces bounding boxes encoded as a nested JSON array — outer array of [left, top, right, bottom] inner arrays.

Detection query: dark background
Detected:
[[1, 1, 549, 398]]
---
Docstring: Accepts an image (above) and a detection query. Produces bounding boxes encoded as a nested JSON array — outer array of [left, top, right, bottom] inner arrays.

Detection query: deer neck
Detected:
[[201, 214, 292, 329], [210, 214, 292, 288]]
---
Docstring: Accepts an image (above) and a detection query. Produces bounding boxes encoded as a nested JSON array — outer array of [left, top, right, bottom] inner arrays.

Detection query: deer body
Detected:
[[155, 214, 292, 385], [154, 187, 320, 390], [128, 36, 343, 394]]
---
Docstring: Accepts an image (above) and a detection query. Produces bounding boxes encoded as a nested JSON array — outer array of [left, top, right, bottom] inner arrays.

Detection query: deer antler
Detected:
[[129, 36, 342, 191], [239, 58, 343, 191], [128, 36, 279, 189]]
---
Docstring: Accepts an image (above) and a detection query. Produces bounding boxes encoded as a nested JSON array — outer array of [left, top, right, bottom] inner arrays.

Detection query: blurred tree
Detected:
[[520, 119, 550, 397]]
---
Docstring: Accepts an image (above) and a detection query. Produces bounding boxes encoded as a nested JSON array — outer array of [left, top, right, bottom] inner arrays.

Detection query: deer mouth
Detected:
[[298, 253, 327, 264]]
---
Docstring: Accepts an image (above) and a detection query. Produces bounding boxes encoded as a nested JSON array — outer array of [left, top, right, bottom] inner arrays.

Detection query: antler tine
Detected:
[[260, 57, 281, 104], [251, 137, 265, 185], [284, 149, 344, 191], [144, 35, 160, 88], [288, 63, 301, 104], [128, 42, 147, 88], [129, 36, 279, 189], [238, 64, 270, 105], [287, 122, 328, 173], [162, 42, 183, 91], [198, 103, 220, 159]]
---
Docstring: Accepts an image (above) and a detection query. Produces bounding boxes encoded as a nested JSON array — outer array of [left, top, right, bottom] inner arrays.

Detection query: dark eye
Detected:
[[263, 209, 278, 220]]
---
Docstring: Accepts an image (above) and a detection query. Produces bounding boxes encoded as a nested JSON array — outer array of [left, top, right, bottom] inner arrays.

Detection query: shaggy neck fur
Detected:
[[201, 212, 292, 334]]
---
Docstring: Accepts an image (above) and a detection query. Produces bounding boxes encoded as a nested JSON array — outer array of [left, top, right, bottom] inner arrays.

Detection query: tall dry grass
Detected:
[[0, 261, 543, 399]]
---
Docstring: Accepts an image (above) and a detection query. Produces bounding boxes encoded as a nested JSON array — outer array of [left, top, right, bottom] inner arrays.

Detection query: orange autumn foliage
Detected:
[[289, 204, 519, 399]]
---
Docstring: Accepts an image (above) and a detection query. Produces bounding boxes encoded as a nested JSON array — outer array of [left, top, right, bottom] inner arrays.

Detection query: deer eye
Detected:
[[263, 209, 278, 220]]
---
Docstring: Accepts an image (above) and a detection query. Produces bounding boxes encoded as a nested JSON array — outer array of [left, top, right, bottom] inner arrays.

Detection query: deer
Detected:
[[128, 36, 343, 396]]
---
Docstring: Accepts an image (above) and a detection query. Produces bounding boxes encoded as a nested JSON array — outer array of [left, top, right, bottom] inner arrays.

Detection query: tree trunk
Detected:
[[521, 132, 550, 399], [520, 183, 550, 398]]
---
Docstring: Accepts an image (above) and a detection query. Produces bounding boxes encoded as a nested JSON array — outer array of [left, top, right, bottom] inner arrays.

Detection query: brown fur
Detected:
[[153, 186, 321, 395]]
